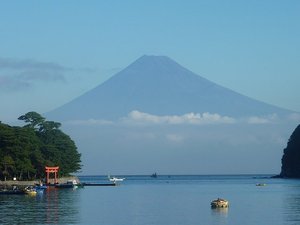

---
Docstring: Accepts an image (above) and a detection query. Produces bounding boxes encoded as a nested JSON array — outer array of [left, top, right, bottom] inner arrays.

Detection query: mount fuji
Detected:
[[47, 55, 292, 122]]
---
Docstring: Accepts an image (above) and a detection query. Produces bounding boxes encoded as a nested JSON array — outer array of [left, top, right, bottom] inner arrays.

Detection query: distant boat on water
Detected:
[[108, 175, 125, 183], [256, 183, 267, 186], [151, 173, 158, 178]]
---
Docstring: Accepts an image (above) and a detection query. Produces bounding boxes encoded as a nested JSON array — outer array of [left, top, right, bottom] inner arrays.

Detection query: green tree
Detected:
[[18, 111, 45, 130], [1, 156, 15, 181], [0, 112, 82, 180], [38, 128, 81, 176]]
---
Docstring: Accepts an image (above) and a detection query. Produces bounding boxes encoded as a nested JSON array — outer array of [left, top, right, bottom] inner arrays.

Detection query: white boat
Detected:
[[108, 175, 125, 183], [55, 180, 78, 189]]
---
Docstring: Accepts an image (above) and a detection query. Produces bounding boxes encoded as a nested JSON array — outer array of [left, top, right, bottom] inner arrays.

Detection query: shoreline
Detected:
[[0, 176, 80, 187]]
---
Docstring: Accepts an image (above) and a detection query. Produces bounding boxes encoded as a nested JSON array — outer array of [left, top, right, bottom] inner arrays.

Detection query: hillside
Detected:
[[0, 112, 81, 180]]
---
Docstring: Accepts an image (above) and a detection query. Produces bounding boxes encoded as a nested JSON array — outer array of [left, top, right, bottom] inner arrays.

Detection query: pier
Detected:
[[81, 182, 117, 186]]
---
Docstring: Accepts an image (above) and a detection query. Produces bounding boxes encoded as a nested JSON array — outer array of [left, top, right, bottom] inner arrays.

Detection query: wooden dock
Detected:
[[81, 182, 117, 186]]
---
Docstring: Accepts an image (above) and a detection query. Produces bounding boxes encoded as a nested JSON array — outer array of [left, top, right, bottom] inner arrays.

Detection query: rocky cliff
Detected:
[[280, 124, 300, 178]]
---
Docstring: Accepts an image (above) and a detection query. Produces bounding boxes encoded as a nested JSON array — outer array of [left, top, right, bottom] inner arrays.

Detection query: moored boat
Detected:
[[55, 180, 78, 188], [256, 183, 267, 186], [211, 198, 229, 208], [150, 173, 158, 178], [24, 186, 37, 196], [35, 185, 47, 190], [108, 175, 125, 183]]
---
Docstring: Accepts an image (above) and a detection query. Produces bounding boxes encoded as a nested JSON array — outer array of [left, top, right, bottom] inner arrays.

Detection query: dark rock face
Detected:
[[280, 125, 300, 178]]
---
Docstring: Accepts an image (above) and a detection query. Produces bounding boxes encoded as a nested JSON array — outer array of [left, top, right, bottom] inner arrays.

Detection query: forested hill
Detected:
[[0, 112, 81, 181], [280, 124, 300, 178]]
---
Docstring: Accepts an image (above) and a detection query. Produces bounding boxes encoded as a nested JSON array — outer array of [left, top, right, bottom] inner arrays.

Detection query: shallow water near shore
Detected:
[[0, 175, 300, 225]]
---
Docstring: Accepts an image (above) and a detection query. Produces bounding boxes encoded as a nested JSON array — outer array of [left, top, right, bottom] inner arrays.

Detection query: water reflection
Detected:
[[0, 188, 80, 224], [210, 207, 229, 224], [211, 207, 229, 216], [284, 185, 300, 224]]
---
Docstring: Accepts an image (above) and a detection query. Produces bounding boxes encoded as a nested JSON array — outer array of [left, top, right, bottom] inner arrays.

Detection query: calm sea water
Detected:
[[1, 175, 300, 225]]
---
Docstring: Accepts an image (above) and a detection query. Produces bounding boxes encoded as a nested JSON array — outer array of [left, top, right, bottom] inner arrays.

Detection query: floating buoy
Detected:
[[211, 198, 229, 208]]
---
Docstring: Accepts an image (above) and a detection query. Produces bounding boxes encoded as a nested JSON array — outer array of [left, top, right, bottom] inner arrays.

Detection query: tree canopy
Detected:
[[0, 112, 81, 180]]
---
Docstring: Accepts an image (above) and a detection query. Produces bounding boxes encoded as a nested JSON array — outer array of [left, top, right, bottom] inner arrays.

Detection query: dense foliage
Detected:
[[0, 112, 81, 180], [280, 124, 300, 178]]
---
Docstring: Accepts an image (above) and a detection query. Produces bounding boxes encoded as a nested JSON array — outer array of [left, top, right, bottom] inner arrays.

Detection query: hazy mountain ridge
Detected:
[[47, 55, 293, 122]]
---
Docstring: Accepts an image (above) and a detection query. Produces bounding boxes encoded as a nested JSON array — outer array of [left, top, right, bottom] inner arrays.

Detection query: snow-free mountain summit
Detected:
[[47, 55, 292, 121]]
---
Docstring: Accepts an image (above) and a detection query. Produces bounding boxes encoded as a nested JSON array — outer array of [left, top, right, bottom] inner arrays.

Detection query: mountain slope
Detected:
[[47, 55, 292, 121]]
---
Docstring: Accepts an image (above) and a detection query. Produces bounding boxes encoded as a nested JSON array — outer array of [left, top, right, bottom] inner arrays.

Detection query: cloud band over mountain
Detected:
[[64, 110, 300, 126], [124, 110, 235, 125]]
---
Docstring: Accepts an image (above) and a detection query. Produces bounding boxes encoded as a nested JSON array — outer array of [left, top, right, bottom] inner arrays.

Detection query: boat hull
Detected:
[[0, 190, 25, 195]]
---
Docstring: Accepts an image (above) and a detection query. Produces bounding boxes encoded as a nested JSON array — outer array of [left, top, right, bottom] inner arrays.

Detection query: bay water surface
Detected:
[[1, 175, 300, 225]]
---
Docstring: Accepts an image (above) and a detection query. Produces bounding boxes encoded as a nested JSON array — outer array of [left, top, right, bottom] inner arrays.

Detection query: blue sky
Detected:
[[1, 0, 300, 122]]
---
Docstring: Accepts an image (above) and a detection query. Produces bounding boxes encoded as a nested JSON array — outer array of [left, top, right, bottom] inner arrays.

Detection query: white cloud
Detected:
[[63, 111, 291, 127], [124, 110, 236, 125], [63, 111, 236, 127], [246, 114, 278, 124]]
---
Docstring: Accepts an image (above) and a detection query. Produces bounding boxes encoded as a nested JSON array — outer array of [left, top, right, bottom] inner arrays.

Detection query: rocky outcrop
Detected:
[[280, 124, 300, 178]]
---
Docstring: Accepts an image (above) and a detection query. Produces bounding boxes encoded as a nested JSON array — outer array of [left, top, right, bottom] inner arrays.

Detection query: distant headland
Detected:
[[275, 124, 300, 178]]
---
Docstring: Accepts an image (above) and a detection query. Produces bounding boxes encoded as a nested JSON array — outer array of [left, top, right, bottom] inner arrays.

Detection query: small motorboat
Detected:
[[211, 198, 229, 208], [108, 175, 125, 183], [35, 184, 47, 194], [35, 185, 47, 190], [35, 182, 47, 190], [24, 186, 37, 196]]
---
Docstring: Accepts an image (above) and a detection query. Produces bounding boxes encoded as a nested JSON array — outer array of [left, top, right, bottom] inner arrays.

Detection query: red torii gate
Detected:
[[45, 166, 59, 184]]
